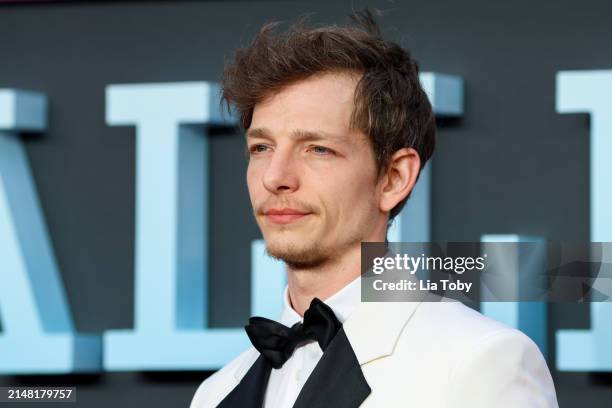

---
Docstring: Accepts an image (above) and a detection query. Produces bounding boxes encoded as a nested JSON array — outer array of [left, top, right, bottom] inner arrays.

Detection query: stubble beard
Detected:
[[265, 238, 332, 270], [263, 227, 364, 271]]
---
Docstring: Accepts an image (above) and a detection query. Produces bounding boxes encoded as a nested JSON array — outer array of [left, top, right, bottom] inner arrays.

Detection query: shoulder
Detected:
[[365, 299, 521, 348], [412, 300, 511, 339], [404, 300, 543, 364], [406, 301, 558, 407], [190, 347, 260, 408]]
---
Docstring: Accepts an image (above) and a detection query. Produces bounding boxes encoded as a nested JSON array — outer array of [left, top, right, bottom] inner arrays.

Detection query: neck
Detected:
[[285, 215, 389, 316], [286, 243, 363, 316]]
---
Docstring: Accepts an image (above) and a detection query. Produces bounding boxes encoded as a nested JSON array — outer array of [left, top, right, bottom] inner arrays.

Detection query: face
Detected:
[[246, 72, 387, 269]]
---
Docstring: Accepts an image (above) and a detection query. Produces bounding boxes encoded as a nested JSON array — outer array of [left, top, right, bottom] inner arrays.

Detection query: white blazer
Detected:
[[191, 300, 559, 407]]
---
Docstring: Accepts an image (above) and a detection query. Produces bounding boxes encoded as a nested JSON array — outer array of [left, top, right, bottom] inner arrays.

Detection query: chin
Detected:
[[264, 239, 312, 258], [264, 240, 330, 269]]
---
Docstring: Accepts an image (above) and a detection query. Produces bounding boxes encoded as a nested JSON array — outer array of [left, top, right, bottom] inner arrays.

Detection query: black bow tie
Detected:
[[244, 297, 342, 369]]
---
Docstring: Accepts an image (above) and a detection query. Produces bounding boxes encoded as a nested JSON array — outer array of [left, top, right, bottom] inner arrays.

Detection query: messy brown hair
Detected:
[[222, 9, 436, 223]]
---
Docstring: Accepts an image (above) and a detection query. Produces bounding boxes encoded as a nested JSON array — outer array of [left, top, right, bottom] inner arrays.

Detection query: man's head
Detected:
[[222, 10, 435, 268]]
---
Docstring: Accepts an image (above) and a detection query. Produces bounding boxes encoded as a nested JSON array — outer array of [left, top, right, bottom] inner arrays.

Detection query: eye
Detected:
[[309, 145, 335, 155], [249, 144, 271, 154]]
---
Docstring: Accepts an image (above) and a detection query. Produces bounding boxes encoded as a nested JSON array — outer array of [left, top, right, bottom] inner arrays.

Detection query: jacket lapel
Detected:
[[293, 327, 370, 408], [343, 301, 421, 365], [217, 355, 272, 408]]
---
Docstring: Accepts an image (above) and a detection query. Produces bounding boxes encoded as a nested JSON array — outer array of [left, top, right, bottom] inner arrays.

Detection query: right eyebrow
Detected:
[[246, 127, 272, 140]]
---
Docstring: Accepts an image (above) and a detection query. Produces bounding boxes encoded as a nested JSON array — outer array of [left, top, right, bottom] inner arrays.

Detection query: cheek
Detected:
[[336, 169, 379, 214], [321, 177, 366, 219], [246, 163, 262, 200]]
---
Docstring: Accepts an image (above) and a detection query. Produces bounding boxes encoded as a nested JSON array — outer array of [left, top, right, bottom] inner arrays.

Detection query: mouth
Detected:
[[264, 208, 312, 225]]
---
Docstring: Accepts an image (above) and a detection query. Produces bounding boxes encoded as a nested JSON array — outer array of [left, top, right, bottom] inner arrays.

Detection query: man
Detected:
[[191, 10, 558, 408]]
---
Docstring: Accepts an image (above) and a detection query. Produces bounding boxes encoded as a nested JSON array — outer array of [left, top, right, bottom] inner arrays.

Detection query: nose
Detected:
[[262, 146, 299, 194]]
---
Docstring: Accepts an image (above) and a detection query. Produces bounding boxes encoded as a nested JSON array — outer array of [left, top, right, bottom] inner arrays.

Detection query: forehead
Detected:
[[250, 72, 362, 141]]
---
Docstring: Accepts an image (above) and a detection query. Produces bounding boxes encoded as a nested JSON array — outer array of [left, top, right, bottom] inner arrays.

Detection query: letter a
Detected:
[[0, 90, 100, 374]]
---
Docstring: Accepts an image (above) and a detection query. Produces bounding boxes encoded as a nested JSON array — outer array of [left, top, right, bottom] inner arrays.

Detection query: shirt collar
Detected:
[[279, 275, 361, 326]]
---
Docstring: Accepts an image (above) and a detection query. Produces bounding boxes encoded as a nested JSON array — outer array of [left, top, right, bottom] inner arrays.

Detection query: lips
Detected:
[[264, 208, 311, 224]]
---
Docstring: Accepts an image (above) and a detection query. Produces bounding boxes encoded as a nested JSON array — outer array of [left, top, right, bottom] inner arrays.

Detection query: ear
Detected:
[[379, 147, 421, 213]]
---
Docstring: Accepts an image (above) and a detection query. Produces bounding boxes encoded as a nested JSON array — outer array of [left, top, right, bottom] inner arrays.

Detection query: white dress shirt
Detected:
[[262, 276, 361, 408]]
